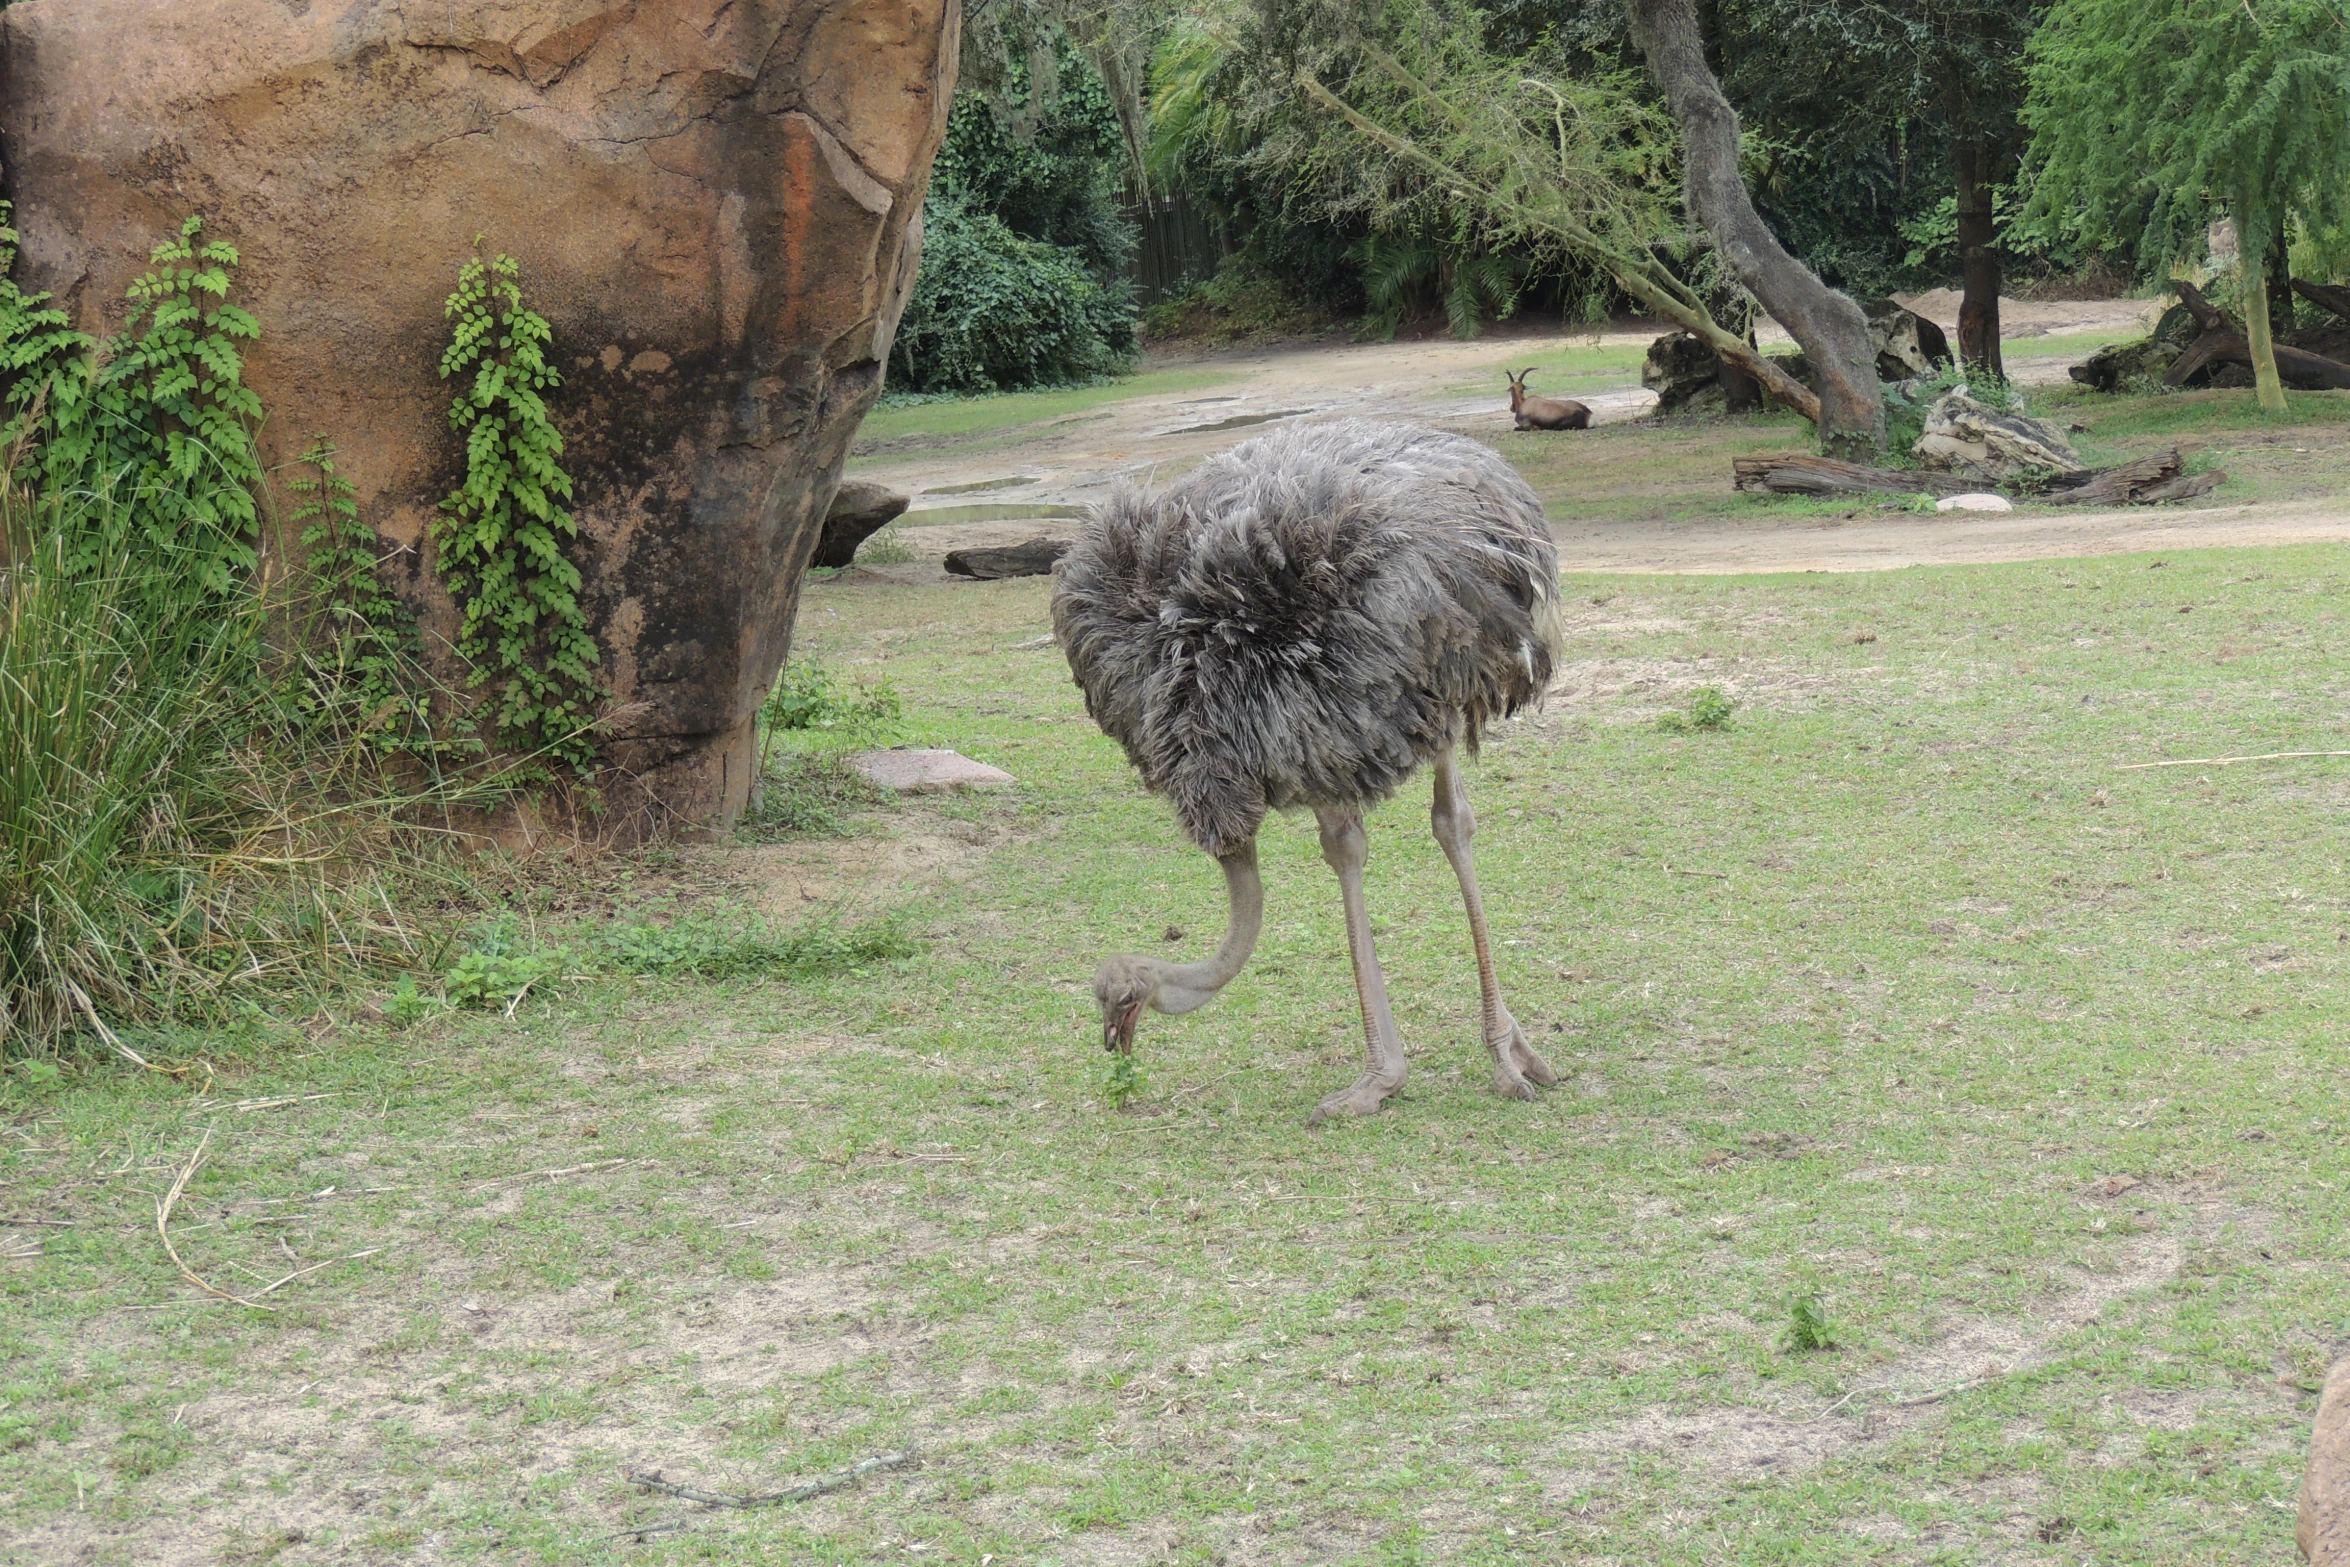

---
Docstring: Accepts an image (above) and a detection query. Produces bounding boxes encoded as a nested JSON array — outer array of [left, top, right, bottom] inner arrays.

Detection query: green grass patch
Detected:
[[4, 548, 2346, 1563], [1443, 336, 1653, 398], [852, 366, 1240, 452]]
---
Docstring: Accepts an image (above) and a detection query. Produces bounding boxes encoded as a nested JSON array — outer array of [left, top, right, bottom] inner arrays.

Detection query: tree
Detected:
[[1715, 0, 2044, 377], [2024, 0, 2350, 411], [1619, 0, 1885, 453]]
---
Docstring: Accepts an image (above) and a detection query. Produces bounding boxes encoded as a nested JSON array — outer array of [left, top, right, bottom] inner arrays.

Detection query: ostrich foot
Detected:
[[1488, 1017, 1557, 1101], [1307, 1074, 1403, 1125]]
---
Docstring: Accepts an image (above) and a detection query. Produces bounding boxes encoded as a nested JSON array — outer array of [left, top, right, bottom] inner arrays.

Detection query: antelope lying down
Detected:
[[1506, 368, 1590, 431]]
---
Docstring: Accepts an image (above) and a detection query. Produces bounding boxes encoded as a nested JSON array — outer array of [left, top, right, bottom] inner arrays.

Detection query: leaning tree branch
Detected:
[[1297, 75, 1824, 423], [1620, 0, 1882, 453]]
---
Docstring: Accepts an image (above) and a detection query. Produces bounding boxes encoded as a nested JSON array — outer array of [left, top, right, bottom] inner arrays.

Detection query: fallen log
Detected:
[[2165, 280, 2350, 390], [1735, 446, 2220, 507], [2039, 448, 2182, 506], [2293, 277, 2350, 326], [1732, 455, 1973, 497], [943, 536, 1068, 580]]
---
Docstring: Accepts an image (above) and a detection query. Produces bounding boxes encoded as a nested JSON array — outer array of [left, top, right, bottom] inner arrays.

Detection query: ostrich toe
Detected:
[[1307, 1075, 1402, 1125]]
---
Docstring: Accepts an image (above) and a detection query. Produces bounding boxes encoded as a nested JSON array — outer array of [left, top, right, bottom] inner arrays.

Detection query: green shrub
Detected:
[[1780, 1295, 1838, 1353], [891, 195, 1137, 394], [443, 916, 571, 1011]]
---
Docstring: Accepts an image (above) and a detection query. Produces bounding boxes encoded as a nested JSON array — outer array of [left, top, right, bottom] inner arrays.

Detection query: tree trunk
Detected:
[[2268, 221, 2296, 333], [1953, 136, 2004, 378], [2243, 245, 2288, 412], [1621, 0, 1884, 457]]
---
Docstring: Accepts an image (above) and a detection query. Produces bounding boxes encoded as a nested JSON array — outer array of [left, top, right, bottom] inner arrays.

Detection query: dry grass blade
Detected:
[[251, 1245, 385, 1299], [624, 1450, 915, 1510], [470, 1158, 633, 1189], [155, 1128, 272, 1312], [2115, 750, 2350, 770]]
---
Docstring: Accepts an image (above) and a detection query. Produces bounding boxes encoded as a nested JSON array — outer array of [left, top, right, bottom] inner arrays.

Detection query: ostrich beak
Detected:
[[1103, 1000, 1142, 1055]]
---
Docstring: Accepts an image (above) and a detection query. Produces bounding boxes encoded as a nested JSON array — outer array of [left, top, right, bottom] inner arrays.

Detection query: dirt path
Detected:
[[1548, 496, 2350, 574]]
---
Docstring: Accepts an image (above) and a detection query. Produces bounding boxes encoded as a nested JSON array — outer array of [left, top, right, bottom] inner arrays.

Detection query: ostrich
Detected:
[[1051, 419, 1564, 1123]]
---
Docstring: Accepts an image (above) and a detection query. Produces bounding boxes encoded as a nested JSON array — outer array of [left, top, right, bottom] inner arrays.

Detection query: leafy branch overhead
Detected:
[[433, 248, 601, 772]]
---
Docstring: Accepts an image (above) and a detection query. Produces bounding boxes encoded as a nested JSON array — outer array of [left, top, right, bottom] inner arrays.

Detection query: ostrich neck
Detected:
[[1155, 843, 1264, 1015]]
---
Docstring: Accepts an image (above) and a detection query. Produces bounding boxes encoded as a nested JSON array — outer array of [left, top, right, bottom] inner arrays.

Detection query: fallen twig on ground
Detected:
[[156, 1128, 273, 1313], [625, 1450, 914, 1511], [231, 1093, 344, 1113], [1664, 864, 1730, 879], [252, 1246, 386, 1299], [1891, 1377, 1985, 1408], [470, 1158, 633, 1188], [2115, 750, 2350, 771]]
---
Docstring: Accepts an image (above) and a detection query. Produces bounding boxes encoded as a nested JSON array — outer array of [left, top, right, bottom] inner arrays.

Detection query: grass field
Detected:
[[854, 369, 1242, 457], [6, 534, 2348, 1564], [1500, 389, 2350, 525]]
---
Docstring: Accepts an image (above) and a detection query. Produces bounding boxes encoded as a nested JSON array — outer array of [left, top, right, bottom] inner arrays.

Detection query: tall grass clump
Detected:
[[0, 483, 497, 1065], [0, 497, 265, 1055]]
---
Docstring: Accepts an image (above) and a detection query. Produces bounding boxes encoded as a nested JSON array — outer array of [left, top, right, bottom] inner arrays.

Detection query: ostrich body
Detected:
[[1051, 419, 1564, 1122]]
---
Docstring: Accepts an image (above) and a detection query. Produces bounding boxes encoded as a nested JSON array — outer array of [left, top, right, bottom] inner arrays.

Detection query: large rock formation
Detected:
[[2309, 1358, 2350, 1566], [0, 0, 958, 834]]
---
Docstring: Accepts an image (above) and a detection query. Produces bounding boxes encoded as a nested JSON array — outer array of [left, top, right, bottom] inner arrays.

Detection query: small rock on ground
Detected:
[[849, 748, 1015, 793], [1936, 492, 2013, 513]]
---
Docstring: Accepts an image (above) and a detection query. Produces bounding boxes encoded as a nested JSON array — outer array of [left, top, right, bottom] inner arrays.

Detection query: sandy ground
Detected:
[[836, 292, 2350, 578]]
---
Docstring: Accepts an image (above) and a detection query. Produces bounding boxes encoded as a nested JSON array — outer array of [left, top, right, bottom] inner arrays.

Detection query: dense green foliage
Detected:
[[286, 438, 452, 760], [0, 518, 262, 1054], [897, 34, 1140, 391], [894, 195, 1140, 392], [2025, 0, 2350, 406], [0, 213, 267, 618], [433, 250, 601, 770], [2024, 0, 2350, 274]]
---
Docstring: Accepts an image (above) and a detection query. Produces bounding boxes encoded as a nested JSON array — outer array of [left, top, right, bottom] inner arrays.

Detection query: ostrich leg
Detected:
[[1430, 748, 1557, 1100], [1307, 807, 1408, 1125]]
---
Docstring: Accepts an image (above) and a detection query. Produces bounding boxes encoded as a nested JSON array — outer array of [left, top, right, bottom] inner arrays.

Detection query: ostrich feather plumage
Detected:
[[1051, 419, 1564, 855]]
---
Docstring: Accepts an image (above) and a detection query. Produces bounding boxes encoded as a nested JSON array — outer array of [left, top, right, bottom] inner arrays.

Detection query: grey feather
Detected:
[[1051, 419, 1563, 855]]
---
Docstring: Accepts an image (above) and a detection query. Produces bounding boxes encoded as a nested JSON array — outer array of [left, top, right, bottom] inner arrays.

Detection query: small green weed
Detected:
[[856, 522, 915, 566], [1781, 1295, 1838, 1353], [600, 903, 916, 980], [758, 660, 900, 752], [1104, 1050, 1149, 1109], [1657, 687, 1735, 733], [384, 976, 433, 1028], [443, 918, 569, 1011], [740, 752, 886, 840]]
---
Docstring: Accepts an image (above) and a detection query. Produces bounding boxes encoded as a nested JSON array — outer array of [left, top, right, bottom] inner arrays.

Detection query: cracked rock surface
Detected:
[[0, 0, 956, 832]]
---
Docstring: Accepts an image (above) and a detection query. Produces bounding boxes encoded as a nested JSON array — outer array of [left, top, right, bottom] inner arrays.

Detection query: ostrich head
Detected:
[[1093, 955, 1161, 1055]]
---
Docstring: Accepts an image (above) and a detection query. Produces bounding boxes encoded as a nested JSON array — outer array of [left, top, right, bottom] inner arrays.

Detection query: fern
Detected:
[[432, 248, 601, 771], [287, 437, 461, 758], [5, 214, 266, 619]]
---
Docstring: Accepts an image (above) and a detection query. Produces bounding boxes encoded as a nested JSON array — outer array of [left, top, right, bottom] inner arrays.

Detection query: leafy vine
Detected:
[[287, 437, 460, 758], [2, 212, 266, 617], [432, 248, 601, 771]]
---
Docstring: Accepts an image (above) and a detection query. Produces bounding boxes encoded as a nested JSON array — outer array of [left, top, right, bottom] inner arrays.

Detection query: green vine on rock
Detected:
[[2, 212, 266, 618], [432, 248, 600, 772], [288, 436, 460, 758]]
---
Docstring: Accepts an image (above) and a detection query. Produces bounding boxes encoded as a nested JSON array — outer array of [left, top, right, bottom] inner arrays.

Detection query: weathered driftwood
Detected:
[[1735, 444, 2222, 506], [1732, 455, 1973, 497], [943, 536, 1068, 580]]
